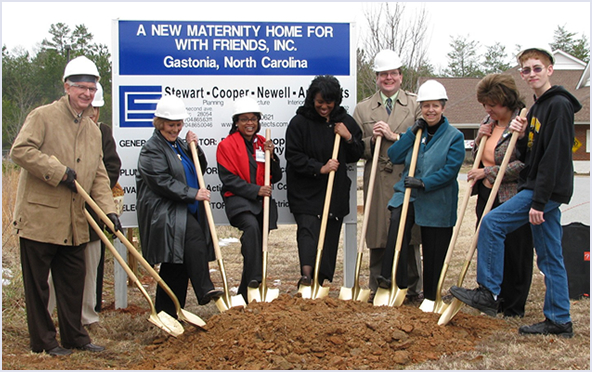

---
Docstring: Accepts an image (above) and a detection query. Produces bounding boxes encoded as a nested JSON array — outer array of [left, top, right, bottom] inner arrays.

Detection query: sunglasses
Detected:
[[520, 66, 544, 75]]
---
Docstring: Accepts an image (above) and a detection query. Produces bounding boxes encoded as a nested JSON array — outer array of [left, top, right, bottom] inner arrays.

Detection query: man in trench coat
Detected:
[[353, 49, 422, 302], [10, 56, 120, 356]]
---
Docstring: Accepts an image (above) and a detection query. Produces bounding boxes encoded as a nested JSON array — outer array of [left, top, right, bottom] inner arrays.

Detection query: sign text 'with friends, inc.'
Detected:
[[118, 21, 350, 76]]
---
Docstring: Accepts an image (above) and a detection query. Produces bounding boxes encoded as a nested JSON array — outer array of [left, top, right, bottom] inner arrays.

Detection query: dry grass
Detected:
[[2, 162, 590, 370]]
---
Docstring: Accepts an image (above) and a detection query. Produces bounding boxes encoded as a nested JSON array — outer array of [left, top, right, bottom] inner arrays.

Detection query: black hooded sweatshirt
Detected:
[[517, 85, 582, 211]]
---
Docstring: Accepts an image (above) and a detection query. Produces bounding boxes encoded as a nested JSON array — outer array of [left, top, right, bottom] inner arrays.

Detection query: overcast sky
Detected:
[[2, 1, 590, 71]]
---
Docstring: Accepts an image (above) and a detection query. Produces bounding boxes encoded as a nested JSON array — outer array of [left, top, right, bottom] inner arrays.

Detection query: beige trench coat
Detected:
[[11, 95, 116, 246], [353, 90, 421, 249]]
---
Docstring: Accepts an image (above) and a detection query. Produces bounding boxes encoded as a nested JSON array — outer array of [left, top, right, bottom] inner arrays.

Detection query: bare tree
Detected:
[[358, 2, 433, 98]]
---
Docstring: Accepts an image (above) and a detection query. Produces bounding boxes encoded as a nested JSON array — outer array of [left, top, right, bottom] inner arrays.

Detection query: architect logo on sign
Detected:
[[119, 86, 163, 128]]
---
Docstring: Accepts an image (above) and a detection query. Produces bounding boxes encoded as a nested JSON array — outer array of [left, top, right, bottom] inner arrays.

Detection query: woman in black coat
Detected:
[[285, 75, 363, 286], [136, 96, 222, 318]]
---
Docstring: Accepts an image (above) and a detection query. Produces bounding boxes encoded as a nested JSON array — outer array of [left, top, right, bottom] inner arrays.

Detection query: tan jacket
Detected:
[[10, 95, 116, 246], [353, 90, 420, 249]]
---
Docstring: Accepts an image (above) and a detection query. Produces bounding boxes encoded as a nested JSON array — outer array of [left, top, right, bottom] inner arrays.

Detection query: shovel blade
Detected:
[[419, 299, 435, 313], [215, 293, 247, 313], [298, 284, 312, 299], [338, 287, 353, 301], [373, 287, 407, 307], [339, 286, 371, 302], [438, 298, 463, 326], [247, 287, 261, 303], [248, 286, 279, 303], [264, 288, 280, 302], [312, 285, 330, 300], [373, 287, 391, 306], [156, 311, 185, 337], [148, 315, 176, 337], [179, 309, 206, 327], [355, 288, 371, 303], [434, 300, 448, 314]]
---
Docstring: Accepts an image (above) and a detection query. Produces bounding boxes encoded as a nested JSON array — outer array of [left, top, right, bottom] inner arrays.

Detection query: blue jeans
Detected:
[[476, 189, 571, 323]]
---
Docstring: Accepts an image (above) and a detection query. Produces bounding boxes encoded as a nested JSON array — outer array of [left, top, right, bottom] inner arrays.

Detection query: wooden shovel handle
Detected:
[[189, 141, 234, 305], [442, 135, 489, 267], [394, 129, 422, 255], [358, 135, 382, 254], [75, 180, 184, 311], [457, 108, 527, 285], [262, 129, 271, 254], [189, 142, 222, 260], [312, 133, 341, 288]]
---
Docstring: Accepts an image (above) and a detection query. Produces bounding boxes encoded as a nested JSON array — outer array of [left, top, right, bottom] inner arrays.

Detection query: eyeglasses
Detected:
[[378, 71, 401, 78], [519, 66, 544, 75], [238, 117, 258, 124], [69, 83, 98, 93]]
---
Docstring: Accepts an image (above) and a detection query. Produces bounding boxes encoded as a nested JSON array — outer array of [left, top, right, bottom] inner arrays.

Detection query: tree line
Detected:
[[2, 7, 589, 153]]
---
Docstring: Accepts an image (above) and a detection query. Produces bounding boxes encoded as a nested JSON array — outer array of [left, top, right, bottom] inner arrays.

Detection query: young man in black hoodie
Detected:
[[450, 47, 582, 338]]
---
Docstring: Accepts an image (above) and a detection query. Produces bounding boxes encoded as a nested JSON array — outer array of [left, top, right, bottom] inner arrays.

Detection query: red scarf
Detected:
[[217, 131, 266, 197]]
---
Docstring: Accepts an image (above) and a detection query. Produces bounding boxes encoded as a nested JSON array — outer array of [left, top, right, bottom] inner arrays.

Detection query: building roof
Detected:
[[418, 50, 590, 127]]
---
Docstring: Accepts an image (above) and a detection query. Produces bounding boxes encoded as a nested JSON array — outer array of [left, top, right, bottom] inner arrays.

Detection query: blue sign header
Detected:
[[118, 21, 350, 76]]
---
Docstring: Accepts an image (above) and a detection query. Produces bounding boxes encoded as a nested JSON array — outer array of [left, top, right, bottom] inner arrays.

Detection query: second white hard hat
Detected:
[[233, 97, 261, 117], [417, 80, 448, 102], [63, 56, 100, 82], [92, 82, 104, 107], [517, 46, 555, 65], [154, 95, 188, 120], [373, 49, 403, 72]]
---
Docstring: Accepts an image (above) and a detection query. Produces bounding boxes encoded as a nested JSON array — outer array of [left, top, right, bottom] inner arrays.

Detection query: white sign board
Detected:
[[112, 20, 357, 228]]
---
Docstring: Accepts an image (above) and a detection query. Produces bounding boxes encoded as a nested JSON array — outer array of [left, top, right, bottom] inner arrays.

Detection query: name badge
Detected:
[[255, 149, 265, 163]]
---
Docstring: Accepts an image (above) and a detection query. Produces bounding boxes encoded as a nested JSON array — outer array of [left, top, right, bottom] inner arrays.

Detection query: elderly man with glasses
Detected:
[[10, 56, 121, 356]]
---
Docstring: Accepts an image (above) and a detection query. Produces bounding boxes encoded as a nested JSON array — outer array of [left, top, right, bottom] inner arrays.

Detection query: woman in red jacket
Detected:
[[216, 97, 282, 302]]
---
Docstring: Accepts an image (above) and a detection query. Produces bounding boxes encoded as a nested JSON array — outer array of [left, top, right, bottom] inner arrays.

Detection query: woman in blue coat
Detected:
[[376, 80, 465, 303]]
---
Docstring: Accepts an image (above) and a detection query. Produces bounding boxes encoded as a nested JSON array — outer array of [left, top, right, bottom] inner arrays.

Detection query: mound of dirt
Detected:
[[137, 294, 511, 370]]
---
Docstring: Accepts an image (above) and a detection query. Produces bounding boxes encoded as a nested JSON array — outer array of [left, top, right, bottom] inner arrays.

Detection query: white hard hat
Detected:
[[517, 46, 555, 65], [417, 80, 448, 102], [232, 97, 261, 117], [373, 49, 403, 72], [63, 56, 100, 82], [92, 82, 104, 107], [154, 95, 188, 120]]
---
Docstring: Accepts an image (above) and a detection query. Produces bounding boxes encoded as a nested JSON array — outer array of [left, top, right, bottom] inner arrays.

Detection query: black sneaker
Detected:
[[519, 319, 574, 338], [449, 285, 499, 317], [247, 280, 260, 289]]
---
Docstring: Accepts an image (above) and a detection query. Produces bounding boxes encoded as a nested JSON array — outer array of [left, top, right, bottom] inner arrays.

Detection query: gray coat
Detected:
[[353, 90, 420, 249]]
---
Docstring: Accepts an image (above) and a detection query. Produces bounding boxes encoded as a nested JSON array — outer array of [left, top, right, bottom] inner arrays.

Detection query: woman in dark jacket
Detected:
[[285, 75, 363, 286], [136, 96, 222, 318], [216, 97, 282, 302]]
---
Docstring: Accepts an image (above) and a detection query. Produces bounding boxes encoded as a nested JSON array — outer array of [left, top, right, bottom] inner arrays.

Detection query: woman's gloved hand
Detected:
[[404, 176, 424, 189], [411, 119, 427, 135]]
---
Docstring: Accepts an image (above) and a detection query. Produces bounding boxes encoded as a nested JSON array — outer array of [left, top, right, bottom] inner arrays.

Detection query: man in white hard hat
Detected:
[[10, 56, 120, 356], [353, 49, 423, 303]]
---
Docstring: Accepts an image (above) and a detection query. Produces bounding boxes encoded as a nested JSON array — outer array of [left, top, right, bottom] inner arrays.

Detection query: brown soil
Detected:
[[136, 294, 510, 370]]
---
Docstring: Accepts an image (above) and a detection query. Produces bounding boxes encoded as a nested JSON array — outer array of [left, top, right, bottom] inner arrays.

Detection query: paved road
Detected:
[[561, 175, 590, 226]]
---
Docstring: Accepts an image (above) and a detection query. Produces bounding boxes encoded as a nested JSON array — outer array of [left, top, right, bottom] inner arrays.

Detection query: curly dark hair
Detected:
[[476, 74, 525, 112], [302, 75, 343, 112]]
